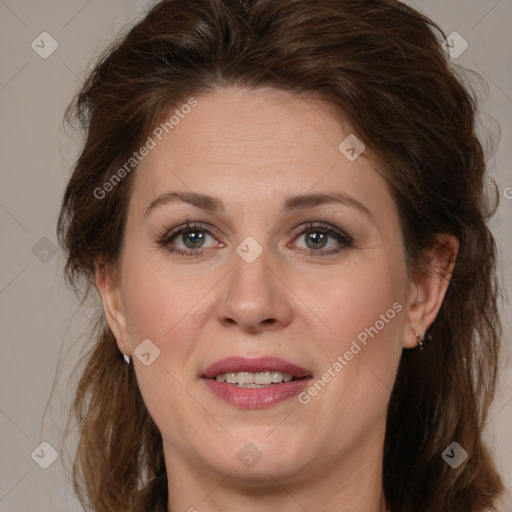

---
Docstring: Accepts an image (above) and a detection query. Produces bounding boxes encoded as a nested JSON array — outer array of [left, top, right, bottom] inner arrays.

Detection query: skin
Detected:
[[96, 86, 458, 512]]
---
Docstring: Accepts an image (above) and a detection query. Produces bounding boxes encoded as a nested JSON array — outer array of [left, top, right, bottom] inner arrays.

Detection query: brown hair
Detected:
[[57, 0, 504, 510]]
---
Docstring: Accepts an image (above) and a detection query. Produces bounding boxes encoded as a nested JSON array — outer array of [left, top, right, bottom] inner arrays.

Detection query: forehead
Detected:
[[129, 86, 394, 220]]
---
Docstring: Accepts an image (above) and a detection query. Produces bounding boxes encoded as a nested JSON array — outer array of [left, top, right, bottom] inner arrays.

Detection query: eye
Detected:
[[157, 222, 222, 257], [291, 222, 353, 255], [157, 221, 353, 258]]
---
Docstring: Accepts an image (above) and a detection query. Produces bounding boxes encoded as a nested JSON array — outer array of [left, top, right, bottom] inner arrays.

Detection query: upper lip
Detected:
[[201, 356, 312, 379]]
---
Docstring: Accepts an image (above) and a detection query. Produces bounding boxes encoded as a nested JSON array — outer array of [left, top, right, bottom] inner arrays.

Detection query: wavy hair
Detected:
[[57, 0, 503, 510]]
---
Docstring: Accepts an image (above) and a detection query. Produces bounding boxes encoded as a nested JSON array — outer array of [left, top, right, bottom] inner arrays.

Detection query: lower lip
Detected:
[[203, 378, 312, 409]]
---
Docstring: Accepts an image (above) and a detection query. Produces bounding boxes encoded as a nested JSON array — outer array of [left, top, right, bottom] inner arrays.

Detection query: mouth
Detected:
[[202, 356, 312, 383], [201, 356, 313, 408]]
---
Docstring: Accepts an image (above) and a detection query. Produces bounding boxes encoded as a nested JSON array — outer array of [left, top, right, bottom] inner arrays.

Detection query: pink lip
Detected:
[[201, 356, 311, 379], [203, 379, 312, 409], [201, 356, 313, 409]]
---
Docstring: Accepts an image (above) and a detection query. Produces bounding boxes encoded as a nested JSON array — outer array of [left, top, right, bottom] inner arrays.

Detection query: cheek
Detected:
[[298, 267, 406, 448], [120, 247, 196, 342], [119, 255, 205, 439], [314, 262, 405, 349], [306, 255, 407, 417]]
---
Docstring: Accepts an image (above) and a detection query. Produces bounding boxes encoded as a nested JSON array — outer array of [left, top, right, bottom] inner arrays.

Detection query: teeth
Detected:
[[214, 371, 296, 386], [271, 371, 284, 383], [237, 372, 254, 385], [254, 371, 272, 384]]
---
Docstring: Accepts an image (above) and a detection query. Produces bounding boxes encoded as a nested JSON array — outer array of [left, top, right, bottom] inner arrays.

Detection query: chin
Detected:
[[206, 434, 310, 483]]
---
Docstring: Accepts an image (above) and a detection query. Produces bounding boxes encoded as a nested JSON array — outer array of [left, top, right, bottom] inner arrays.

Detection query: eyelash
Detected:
[[157, 221, 354, 258]]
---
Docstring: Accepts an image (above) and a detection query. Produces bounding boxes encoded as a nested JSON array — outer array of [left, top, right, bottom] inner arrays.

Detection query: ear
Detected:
[[403, 234, 459, 348], [94, 259, 131, 356]]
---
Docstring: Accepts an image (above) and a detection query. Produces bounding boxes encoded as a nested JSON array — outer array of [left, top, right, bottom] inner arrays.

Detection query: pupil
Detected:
[[306, 230, 327, 249], [184, 230, 204, 248]]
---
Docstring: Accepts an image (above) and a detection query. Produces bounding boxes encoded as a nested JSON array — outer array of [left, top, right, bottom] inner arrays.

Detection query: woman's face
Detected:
[[99, 86, 434, 489]]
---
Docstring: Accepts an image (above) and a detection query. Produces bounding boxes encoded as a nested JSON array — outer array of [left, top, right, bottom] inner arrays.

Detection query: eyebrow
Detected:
[[144, 191, 374, 220], [145, 191, 224, 216]]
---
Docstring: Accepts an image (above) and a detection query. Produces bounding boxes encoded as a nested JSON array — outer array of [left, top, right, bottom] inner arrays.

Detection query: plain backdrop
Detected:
[[0, 0, 511, 510]]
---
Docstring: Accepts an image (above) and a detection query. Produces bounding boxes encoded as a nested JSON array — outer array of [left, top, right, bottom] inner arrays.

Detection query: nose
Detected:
[[216, 245, 293, 333]]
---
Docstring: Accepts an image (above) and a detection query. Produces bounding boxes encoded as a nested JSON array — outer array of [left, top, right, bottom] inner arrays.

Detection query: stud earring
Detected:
[[416, 331, 432, 350]]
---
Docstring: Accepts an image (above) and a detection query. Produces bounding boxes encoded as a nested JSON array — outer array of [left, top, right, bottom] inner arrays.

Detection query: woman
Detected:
[[57, 0, 505, 510]]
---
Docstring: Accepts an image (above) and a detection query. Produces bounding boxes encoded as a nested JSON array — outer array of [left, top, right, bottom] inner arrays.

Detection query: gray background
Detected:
[[0, 0, 511, 510]]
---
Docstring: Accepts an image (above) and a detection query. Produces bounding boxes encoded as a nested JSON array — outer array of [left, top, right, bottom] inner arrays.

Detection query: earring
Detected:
[[123, 353, 131, 364], [416, 331, 432, 350]]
